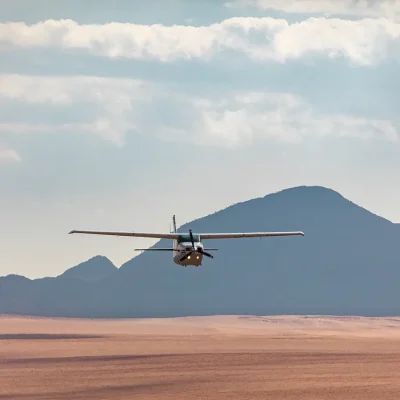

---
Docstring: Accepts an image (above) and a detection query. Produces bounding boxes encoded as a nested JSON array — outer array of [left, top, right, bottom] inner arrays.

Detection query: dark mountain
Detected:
[[1, 185, 400, 318], [57, 255, 118, 282], [0, 256, 115, 317]]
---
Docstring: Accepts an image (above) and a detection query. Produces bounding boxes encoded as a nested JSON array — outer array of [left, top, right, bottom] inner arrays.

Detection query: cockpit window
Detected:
[[177, 234, 200, 243]]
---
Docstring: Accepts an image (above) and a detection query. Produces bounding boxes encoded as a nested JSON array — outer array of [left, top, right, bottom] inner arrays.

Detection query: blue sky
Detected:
[[1, 0, 400, 278]]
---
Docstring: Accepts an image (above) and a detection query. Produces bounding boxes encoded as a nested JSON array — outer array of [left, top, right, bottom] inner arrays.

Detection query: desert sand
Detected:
[[1, 315, 400, 399]]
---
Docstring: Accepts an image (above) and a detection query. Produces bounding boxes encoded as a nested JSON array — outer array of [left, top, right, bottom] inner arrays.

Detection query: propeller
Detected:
[[197, 248, 214, 258], [189, 229, 195, 248], [179, 229, 214, 262]]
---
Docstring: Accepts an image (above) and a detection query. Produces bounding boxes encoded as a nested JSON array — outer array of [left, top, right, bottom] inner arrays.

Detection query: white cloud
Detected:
[[2, 74, 395, 148], [0, 145, 21, 164], [0, 74, 152, 105], [0, 74, 153, 146], [0, 17, 399, 66], [184, 91, 399, 147], [225, 0, 400, 19]]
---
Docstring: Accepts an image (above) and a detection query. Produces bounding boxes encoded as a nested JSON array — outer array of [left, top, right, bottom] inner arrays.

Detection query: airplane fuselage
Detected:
[[173, 238, 204, 266]]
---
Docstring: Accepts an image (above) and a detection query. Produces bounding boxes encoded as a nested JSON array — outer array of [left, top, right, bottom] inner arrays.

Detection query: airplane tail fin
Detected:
[[172, 215, 177, 233]]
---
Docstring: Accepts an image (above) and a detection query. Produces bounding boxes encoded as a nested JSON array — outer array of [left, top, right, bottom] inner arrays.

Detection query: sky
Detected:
[[1, 0, 400, 278]]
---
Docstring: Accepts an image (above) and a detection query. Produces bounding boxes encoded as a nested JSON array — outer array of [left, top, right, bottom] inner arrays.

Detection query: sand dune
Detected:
[[1, 315, 400, 399], [2, 314, 400, 337]]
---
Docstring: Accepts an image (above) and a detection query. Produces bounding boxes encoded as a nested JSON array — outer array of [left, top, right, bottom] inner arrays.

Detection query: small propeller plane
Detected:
[[69, 215, 304, 267]]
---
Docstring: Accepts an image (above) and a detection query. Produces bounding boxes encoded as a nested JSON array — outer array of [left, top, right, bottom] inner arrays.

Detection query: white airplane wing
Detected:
[[200, 231, 304, 239], [69, 230, 179, 239], [69, 229, 304, 240]]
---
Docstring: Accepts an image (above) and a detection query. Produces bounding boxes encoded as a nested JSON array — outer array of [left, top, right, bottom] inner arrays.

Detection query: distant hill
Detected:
[[57, 255, 118, 282], [1, 185, 400, 318]]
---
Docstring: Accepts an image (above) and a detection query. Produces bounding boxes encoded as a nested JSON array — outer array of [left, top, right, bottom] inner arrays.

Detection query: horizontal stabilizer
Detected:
[[134, 248, 175, 251], [134, 248, 218, 252]]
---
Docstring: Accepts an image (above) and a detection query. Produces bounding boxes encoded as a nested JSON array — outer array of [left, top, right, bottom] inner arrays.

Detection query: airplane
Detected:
[[69, 215, 304, 267]]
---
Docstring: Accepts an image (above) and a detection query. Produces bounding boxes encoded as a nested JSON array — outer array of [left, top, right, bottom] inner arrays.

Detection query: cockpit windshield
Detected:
[[177, 234, 200, 243]]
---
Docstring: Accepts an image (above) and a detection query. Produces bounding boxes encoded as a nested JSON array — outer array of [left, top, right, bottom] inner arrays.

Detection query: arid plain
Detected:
[[2, 315, 400, 399]]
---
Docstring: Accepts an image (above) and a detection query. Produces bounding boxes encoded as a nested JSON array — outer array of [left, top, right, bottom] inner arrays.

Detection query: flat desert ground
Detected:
[[2, 315, 400, 399]]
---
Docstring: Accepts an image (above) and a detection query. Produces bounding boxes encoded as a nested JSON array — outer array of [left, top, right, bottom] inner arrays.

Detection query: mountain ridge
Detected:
[[1, 185, 393, 282], [57, 255, 118, 282], [1, 184, 400, 319]]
